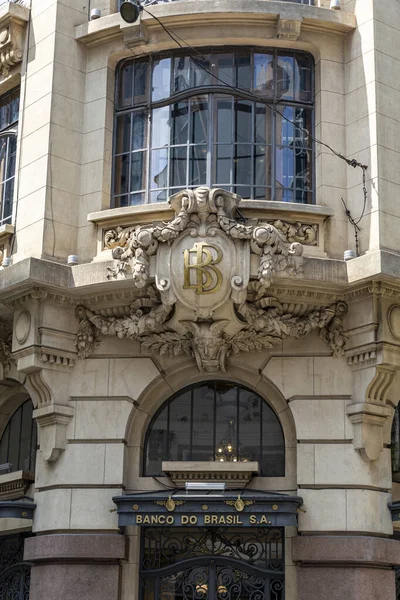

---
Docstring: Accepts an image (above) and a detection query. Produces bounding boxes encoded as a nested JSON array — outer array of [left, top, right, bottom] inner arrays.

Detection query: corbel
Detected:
[[276, 16, 302, 41], [25, 369, 74, 463], [346, 364, 398, 461]]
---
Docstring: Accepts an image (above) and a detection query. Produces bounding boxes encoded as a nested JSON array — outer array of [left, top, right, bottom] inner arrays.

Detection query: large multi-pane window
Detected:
[[0, 88, 19, 226], [144, 381, 285, 477], [114, 49, 313, 206]]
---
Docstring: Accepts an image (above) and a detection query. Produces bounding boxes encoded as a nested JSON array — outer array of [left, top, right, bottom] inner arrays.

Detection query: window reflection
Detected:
[[114, 49, 313, 206], [144, 382, 285, 477]]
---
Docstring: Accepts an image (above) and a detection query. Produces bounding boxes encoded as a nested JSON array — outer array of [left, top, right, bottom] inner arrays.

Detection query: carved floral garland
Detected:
[[75, 285, 348, 372]]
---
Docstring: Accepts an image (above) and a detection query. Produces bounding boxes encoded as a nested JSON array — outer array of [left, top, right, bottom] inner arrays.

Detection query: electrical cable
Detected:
[[142, 5, 368, 174]]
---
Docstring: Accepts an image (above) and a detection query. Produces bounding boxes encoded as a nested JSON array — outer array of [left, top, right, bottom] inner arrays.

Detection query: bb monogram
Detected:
[[183, 242, 223, 295]]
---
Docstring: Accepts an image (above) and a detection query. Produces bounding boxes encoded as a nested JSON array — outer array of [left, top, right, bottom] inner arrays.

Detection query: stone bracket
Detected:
[[0, 2, 29, 78], [276, 17, 302, 41], [33, 404, 74, 463], [346, 402, 392, 462]]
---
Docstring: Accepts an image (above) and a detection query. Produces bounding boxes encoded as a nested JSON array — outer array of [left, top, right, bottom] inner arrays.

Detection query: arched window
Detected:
[[114, 48, 314, 206], [144, 381, 285, 477], [0, 400, 37, 473]]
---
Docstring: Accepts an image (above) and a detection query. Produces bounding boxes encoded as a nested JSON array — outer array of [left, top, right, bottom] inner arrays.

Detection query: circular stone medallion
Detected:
[[15, 310, 31, 345]]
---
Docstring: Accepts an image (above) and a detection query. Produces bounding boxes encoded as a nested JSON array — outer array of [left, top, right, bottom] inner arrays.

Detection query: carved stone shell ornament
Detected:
[[76, 188, 347, 372]]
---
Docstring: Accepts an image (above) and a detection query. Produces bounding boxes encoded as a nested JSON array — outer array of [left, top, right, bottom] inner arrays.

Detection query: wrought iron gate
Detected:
[[140, 527, 285, 600], [0, 534, 31, 600]]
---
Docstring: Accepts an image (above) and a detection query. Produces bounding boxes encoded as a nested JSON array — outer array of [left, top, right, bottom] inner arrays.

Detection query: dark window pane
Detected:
[[276, 146, 294, 191], [150, 189, 168, 203], [215, 383, 238, 462], [294, 108, 312, 149], [152, 106, 169, 148], [254, 187, 272, 200], [189, 145, 207, 186], [216, 145, 231, 184], [255, 104, 272, 144], [152, 58, 171, 102], [0, 424, 9, 465], [171, 146, 187, 188], [131, 151, 146, 192], [130, 192, 145, 205], [3, 179, 14, 221], [192, 384, 214, 461], [276, 188, 294, 203], [169, 390, 191, 461], [7, 406, 22, 472], [238, 388, 260, 463], [295, 54, 312, 102], [0, 138, 7, 182], [116, 114, 131, 154], [6, 136, 16, 179], [171, 102, 188, 146], [192, 55, 212, 87], [262, 403, 285, 476], [120, 64, 133, 107], [236, 52, 251, 89], [133, 60, 148, 104], [235, 100, 252, 143], [295, 149, 312, 190], [116, 194, 129, 207], [19, 402, 33, 471], [217, 98, 232, 144], [151, 149, 168, 189], [234, 144, 252, 186], [144, 405, 168, 475], [114, 154, 129, 195], [173, 56, 191, 93], [295, 189, 312, 204], [191, 98, 208, 144], [254, 145, 272, 187], [10, 93, 19, 123], [216, 54, 233, 86], [277, 55, 294, 100], [276, 106, 294, 147], [132, 111, 147, 151], [254, 53, 274, 96]]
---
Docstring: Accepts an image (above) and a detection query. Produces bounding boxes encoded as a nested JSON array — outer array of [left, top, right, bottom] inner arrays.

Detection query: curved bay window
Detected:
[[144, 381, 285, 477], [0, 400, 37, 474], [114, 48, 314, 206]]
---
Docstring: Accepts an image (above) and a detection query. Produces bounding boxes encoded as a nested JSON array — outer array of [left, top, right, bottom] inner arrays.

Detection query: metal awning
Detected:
[[0, 500, 35, 520], [113, 489, 303, 529]]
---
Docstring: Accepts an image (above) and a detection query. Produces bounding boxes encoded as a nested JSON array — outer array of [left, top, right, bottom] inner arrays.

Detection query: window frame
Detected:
[[0, 86, 20, 227], [0, 399, 37, 474], [142, 380, 286, 478], [113, 47, 315, 207]]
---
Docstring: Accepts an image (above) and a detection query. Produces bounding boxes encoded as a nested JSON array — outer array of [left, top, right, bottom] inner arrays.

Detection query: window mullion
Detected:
[[272, 104, 276, 201], [207, 94, 213, 188], [231, 96, 234, 192]]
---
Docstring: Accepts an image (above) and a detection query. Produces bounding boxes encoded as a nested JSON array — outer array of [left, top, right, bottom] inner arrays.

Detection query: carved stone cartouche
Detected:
[[76, 187, 347, 372]]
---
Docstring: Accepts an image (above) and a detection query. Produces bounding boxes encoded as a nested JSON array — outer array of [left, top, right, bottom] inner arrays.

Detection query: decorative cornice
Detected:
[[0, 470, 34, 501]]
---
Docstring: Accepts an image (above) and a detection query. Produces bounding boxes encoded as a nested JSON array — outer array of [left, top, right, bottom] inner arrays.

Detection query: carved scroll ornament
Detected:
[[105, 187, 304, 290], [76, 187, 347, 372]]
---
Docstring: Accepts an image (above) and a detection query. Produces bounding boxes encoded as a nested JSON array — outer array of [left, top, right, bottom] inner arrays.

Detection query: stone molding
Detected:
[[162, 460, 259, 489], [293, 536, 400, 568], [75, 187, 348, 372], [0, 1, 29, 79], [276, 17, 302, 40], [24, 534, 126, 563]]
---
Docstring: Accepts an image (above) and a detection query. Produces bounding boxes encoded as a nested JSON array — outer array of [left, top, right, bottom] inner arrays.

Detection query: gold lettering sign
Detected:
[[183, 242, 223, 295], [134, 513, 273, 526]]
